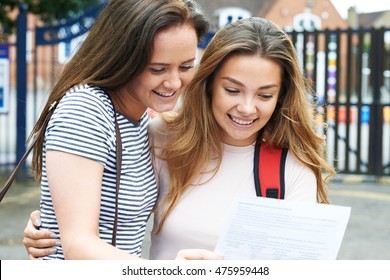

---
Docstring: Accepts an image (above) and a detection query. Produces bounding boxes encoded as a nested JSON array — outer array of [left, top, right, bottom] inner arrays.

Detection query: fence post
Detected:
[[371, 28, 383, 177], [16, 3, 28, 176]]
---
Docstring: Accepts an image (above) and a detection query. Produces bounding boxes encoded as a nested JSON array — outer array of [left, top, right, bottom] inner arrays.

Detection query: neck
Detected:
[[108, 91, 147, 122]]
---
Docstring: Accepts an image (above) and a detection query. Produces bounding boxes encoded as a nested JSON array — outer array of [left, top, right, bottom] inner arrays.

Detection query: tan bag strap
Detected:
[[0, 97, 122, 247]]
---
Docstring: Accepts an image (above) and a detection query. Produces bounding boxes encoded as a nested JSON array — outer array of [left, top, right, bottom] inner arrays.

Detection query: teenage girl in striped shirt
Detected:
[[21, 0, 209, 260]]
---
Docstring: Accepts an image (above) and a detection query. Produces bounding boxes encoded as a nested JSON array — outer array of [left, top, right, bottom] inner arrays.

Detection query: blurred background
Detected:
[[0, 0, 389, 260]]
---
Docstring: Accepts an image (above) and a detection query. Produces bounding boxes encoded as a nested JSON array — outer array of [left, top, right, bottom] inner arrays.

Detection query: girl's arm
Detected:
[[46, 151, 141, 260]]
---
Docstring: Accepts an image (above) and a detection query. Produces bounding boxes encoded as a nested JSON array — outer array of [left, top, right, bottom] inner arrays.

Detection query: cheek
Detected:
[[211, 97, 218, 118], [182, 72, 195, 88], [134, 73, 156, 91], [211, 91, 226, 117], [263, 102, 278, 121]]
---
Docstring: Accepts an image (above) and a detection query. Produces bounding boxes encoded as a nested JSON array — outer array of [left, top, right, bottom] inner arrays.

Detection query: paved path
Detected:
[[328, 180, 390, 259], [1, 177, 389, 260]]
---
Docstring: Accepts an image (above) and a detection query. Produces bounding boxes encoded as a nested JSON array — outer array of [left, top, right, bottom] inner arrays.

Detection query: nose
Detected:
[[163, 71, 182, 91], [237, 96, 257, 115]]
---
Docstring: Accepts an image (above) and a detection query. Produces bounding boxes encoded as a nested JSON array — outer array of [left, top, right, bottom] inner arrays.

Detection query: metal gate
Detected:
[[288, 28, 390, 177], [0, 4, 103, 174]]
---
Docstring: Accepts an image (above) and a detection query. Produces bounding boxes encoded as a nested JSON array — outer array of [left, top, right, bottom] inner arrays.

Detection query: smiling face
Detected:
[[211, 54, 282, 146], [118, 23, 198, 120]]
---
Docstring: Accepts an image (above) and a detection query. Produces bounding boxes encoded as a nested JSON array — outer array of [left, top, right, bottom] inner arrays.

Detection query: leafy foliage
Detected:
[[0, 0, 101, 34]]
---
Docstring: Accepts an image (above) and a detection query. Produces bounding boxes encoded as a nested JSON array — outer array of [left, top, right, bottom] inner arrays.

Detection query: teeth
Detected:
[[154, 91, 174, 97], [231, 116, 254, 125]]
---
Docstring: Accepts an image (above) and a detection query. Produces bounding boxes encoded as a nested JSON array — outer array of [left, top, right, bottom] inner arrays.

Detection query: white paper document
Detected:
[[215, 196, 351, 260]]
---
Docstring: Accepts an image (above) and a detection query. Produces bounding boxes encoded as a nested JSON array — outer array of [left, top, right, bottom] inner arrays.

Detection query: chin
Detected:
[[152, 104, 177, 114]]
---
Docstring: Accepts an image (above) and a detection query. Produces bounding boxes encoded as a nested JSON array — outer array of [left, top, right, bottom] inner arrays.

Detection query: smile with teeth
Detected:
[[153, 90, 175, 97], [230, 115, 255, 125]]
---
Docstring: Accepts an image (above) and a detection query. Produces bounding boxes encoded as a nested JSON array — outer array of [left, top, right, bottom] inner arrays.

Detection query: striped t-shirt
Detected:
[[40, 84, 157, 259]]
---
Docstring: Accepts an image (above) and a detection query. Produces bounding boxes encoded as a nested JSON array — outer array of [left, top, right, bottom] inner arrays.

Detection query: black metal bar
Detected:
[[335, 29, 341, 171], [33, 30, 38, 121], [369, 28, 383, 177], [303, 30, 308, 77], [345, 28, 352, 172], [376, 28, 385, 176], [356, 28, 364, 174], [16, 3, 28, 174], [323, 29, 330, 138], [313, 30, 319, 91]]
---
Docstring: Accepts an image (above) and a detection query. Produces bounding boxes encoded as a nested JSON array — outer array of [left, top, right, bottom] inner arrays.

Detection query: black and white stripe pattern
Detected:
[[40, 84, 157, 259]]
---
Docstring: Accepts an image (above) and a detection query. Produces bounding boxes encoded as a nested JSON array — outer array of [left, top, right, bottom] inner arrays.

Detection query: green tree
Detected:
[[0, 0, 101, 34]]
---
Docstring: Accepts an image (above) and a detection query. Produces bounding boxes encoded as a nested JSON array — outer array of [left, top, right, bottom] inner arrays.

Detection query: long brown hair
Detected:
[[30, 0, 209, 180], [155, 17, 336, 233]]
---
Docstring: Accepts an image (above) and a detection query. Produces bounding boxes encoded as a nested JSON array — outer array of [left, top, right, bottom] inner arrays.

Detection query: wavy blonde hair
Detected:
[[154, 17, 336, 233]]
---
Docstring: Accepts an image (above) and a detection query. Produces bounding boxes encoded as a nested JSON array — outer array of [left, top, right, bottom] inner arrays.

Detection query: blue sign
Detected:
[[0, 44, 8, 58], [0, 88, 4, 109], [198, 32, 215, 49], [35, 3, 106, 46], [0, 44, 9, 113]]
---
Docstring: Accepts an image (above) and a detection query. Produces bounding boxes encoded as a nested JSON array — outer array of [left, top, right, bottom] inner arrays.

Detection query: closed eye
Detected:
[[149, 65, 194, 74], [258, 93, 274, 100], [225, 88, 240, 94], [179, 65, 194, 71], [149, 67, 166, 74]]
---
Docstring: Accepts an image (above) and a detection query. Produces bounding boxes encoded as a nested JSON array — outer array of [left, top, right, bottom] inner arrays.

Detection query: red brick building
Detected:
[[194, 0, 348, 30]]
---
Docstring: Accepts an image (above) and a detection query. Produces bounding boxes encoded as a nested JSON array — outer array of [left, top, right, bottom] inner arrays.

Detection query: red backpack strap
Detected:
[[254, 140, 288, 199]]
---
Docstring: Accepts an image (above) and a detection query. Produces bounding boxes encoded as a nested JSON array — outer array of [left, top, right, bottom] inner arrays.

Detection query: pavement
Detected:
[[1, 175, 390, 260]]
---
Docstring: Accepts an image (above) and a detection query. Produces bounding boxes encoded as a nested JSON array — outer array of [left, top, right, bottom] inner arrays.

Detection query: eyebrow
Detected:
[[221, 76, 280, 90], [149, 58, 196, 66]]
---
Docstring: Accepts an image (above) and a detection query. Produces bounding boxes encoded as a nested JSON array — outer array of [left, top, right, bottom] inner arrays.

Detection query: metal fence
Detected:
[[0, 7, 389, 178], [288, 28, 390, 177]]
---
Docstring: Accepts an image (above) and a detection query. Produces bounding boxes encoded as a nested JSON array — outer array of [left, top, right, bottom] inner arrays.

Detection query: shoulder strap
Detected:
[[111, 107, 121, 246], [0, 101, 57, 203], [254, 140, 288, 199]]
